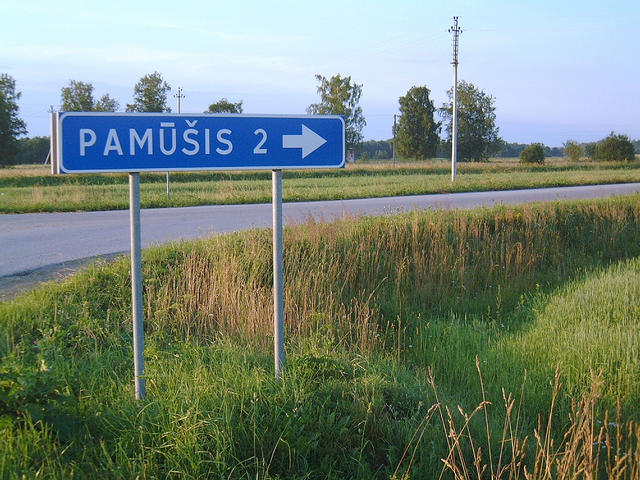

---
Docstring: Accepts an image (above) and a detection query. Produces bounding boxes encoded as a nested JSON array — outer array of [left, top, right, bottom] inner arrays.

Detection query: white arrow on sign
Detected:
[[282, 124, 327, 158]]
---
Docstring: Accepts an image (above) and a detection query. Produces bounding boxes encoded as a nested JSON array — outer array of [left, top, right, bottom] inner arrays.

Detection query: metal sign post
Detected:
[[49, 113, 59, 175], [53, 112, 344, 392], [129, 173, 146, 399], [272, 170, 285, 379]]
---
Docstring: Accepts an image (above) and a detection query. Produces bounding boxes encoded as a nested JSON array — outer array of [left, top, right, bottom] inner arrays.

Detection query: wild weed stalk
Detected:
[[392, 365, 640, 480]]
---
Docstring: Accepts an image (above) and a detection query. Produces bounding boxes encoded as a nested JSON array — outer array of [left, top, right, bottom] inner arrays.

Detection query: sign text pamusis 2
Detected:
[[55, 113, 345, 173]]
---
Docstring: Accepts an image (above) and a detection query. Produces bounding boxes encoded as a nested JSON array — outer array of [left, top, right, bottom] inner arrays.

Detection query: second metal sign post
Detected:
[[272, 170, 285, 379]]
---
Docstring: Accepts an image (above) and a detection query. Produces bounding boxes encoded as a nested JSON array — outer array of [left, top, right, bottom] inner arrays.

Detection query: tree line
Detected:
[[58, 72, 243, 115], [360, 139, 566, 162], [1, 71, 638, 167]]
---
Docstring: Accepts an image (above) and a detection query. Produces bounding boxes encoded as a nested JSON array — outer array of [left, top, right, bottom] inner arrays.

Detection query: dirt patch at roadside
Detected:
[[0, 253, 125, 302]]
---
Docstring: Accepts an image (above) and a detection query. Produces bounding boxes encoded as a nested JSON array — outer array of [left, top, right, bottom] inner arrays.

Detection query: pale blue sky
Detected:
[[2, 0, 638, 146]]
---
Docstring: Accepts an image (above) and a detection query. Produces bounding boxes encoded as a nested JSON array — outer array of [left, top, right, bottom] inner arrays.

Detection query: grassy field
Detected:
[[2, 158, 640, 213], [1, 195, 639, 478]]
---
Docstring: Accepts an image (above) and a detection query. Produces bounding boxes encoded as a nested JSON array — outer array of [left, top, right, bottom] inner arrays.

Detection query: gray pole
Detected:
[[129, 173, 146, 399], [272, 169, 285, 379], [49, 112, 58, 175], [449, 16, 462, 182], [452, 61, 458, 181]]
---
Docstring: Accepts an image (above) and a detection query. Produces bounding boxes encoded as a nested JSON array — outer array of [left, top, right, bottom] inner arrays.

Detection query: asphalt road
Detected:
[[2, 183, 640, 298]]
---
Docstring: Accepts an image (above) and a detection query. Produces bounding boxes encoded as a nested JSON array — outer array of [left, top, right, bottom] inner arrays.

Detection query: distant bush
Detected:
[[500, 141, 562, 158], [519, 143, 545, 164], [563, 140, 583, 162], [595, 132, 636, 162]]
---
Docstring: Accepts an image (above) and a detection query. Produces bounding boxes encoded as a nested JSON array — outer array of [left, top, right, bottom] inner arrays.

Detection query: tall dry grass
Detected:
[[144, 197, 640, 354]]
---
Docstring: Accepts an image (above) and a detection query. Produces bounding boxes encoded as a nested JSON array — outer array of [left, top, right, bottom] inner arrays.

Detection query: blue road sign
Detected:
[[55, 113, 345, 173]]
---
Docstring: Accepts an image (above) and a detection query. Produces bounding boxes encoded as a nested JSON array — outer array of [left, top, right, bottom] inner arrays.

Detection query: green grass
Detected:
[[498, 257, 640, 408], [1, 195, 640, 478], [2, 158, 640, 213]]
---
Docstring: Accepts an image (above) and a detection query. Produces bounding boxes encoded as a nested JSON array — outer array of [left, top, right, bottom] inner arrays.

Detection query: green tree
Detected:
[[0, 73, 27, 167], [595, 132, 636, 162], [395, 86, 440, 160], [307, 73, 365, 149], [94, 93, 119, 112], [60, 80, 119, 112], [440, 81, 501, 162], [126, 71, 171, 112], [563, 140, 583, 162], [205, 98, 243, 113], [61, 80, 94, 111], [520, 143, 545, 164]]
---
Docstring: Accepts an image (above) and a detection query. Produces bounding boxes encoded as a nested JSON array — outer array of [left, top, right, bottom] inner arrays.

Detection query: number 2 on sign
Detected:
[[254, 129, 267, 154]]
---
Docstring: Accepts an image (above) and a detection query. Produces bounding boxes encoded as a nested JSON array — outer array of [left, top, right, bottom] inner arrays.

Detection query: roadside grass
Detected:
[[1, 195, 640, 477], [409, 255, 640, 425], [2, 158, 640, 213], [497, 256, 640, 410]]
